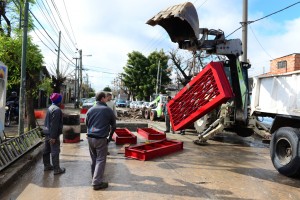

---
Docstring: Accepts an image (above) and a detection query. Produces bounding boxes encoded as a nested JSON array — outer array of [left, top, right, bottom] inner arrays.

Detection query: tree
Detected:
[[122, 50, 171, 101], [103, 86, 111, 92], [0, 33, 44, 130], [0, 0, 44, 130], [169, 49, 208, 87]]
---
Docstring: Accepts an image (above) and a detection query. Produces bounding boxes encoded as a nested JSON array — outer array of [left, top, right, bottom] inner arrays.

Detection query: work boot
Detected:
[[43, 154, 53, 171], [93, 182, 109, 190], [52, 155, 66, 175]]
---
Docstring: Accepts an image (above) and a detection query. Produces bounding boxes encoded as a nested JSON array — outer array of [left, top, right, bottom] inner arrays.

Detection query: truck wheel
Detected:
[[270, 127, 300, 177], [194, 110, 217, 133], [144, 109, 150, 119], [150, 110, 157, 121]]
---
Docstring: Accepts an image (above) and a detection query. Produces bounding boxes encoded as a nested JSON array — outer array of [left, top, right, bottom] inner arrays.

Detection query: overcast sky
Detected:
[[31, 0, 300, 93]]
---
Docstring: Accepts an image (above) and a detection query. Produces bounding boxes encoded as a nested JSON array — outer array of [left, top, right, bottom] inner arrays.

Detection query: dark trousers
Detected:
[[43, 135, 61, 167], [165, 115, 171, 132], [88, 137, 108, 185]]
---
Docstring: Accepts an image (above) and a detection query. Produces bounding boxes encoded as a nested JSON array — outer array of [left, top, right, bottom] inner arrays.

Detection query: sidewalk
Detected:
[[0, 103, 79, 191], [0, 103, 167, 192]]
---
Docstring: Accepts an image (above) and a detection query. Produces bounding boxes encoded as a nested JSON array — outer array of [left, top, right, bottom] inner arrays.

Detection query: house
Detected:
[[269, 53, 300, 74]]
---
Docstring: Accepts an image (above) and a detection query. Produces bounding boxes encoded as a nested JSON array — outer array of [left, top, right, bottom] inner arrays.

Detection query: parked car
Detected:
[[82, 97, 96, 109], [116, 99, 126, 107], [80, 97, 96, 124], [135, 101, 144, 109], [125, 100, 131, 108], [130, 101, 137, 108]]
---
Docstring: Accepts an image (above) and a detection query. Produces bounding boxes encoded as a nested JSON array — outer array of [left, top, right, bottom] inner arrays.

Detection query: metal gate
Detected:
[[0, 128, 42, 172]]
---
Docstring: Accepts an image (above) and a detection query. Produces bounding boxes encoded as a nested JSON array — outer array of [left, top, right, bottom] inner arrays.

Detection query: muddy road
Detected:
[[1, 106, 300, 199]]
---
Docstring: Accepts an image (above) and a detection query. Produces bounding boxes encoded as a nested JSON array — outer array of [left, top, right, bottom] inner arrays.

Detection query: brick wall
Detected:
[[270, 54, 300, 75]]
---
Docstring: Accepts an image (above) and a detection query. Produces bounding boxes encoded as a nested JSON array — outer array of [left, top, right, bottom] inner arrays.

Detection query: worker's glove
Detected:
[[107, 138, 112, 144]]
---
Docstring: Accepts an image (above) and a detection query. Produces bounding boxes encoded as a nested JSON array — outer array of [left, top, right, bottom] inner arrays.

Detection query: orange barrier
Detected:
[[34, 110, 46, 119]]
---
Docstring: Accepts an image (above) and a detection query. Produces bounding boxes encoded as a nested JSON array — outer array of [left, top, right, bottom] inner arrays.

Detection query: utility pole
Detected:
[[155, 60, 160, 95], [79, 49, 82, 100], [159, 64, 162, 91], [18, 0, 29, 135], [241, 0, 248, 62], [56, 31, 61, 77], [18, 0, 22, 29], [73, 58, 78, 100]]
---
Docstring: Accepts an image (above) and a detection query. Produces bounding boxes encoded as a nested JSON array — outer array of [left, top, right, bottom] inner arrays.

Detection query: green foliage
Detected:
[[103, 86, 112, 92], [0, 34, 44, 96], [39, 78, 52, 96], [122, 50, 171, 101]]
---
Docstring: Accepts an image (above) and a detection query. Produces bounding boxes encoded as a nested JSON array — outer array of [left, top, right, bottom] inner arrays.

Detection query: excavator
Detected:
[[146, 2, 300, 177]]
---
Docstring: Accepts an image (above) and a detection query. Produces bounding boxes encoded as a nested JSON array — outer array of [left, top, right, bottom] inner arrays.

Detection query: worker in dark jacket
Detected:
[[86, 92, 116, 190], [43, 93, 65, 175], [163, 96, 174, 134]]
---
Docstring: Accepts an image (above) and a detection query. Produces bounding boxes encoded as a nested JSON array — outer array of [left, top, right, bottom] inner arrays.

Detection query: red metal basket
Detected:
[[137, 128, 166, 140], [168, 61, 234, 131], [125, 139, 183, 161], [113, 128, 137, 145]]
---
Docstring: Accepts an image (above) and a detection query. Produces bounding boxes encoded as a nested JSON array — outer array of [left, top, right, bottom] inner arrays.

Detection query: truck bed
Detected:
[[251, 70, 300, 117]]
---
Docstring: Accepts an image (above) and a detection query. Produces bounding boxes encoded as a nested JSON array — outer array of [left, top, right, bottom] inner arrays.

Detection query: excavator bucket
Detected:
[[146, 2, 199, 43]]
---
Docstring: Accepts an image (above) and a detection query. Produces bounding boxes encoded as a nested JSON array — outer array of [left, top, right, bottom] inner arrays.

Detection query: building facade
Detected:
[[270, 53, 300, 74]]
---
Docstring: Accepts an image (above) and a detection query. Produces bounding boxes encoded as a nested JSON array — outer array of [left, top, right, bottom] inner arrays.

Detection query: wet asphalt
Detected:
[[1, 106, 300, 199]]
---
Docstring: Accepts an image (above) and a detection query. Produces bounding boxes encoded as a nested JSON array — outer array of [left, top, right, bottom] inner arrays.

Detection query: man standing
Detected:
[[105, 93, 117, 119], [43, 93, 66, 175], [86, 92, 116, 190], [163, 96, 174, 134]]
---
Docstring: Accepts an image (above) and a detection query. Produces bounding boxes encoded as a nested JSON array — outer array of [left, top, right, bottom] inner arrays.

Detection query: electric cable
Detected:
[[226, 1, 300, 38]]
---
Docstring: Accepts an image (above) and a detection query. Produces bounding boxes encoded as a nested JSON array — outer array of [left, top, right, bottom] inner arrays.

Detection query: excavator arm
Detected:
[[147, 2, 249, 127]]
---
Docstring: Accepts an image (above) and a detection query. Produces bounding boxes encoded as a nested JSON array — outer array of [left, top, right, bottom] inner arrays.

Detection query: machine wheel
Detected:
[[5, 112, 11, 127], [194, 110, 217, 133], [270, 127, 300, 177], [235, 127, 254, 137], [144, 109, 151, 119], [150, 110, 157, 121]]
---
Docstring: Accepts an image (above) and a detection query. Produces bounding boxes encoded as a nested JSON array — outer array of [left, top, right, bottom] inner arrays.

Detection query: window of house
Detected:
[[277, 60, 287, 69]]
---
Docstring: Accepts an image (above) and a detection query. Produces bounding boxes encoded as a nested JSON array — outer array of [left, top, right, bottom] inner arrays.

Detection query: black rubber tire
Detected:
[[5, 112, 11, 127], [194, 110, 217, 133], [270, 127, 300, 177], [150, 110, 157, 121], [144, 109, 150, 119], [235, 127, 254, 137]]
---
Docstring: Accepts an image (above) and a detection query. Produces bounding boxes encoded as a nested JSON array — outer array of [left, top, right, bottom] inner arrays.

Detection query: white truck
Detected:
[[251, 71, 300, 177]]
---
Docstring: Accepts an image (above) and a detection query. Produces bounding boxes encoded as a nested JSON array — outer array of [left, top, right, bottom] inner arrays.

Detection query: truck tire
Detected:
[[145, 109, 150, 119], [194, 110, 217, 133], [150, 110, 157, 121], [270, 127, 300, 177]]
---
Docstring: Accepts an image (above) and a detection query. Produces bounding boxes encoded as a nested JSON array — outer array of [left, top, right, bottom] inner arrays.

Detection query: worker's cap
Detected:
[[50, 93, 62, 104]]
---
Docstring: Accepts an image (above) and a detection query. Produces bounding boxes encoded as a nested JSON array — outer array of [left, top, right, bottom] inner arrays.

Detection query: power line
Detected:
[[29, 8, 57, 47], [50, 0, 77, 49], [226, 1, 300, 38], [62, 0, 77, 48], [249, 25, 274, 60]]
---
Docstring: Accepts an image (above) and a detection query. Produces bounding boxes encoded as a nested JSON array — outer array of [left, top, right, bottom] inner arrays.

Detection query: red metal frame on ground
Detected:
[[137, 128, 166, 140], [125, 139, 183, 161], [168, 61, 234, 131], [112, 128, 137, 145]]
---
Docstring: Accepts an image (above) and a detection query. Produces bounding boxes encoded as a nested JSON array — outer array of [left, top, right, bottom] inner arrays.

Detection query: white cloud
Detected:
[[30, 0, 300, 91]]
